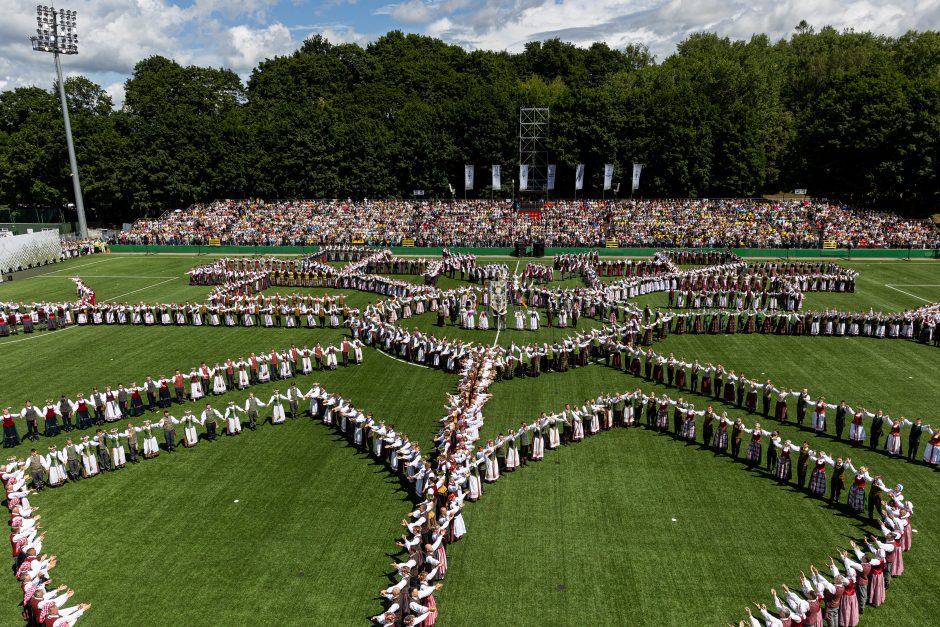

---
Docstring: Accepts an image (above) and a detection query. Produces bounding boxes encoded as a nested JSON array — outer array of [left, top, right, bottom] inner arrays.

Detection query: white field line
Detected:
[[377, 348, 431, 369], [0, 325, 78, 345], [103, 277, 179, 302], [884, 284, 934, 302], [32, 275, 177, 279], [43, 258, 114, 274], [492, 259, 521, 348]]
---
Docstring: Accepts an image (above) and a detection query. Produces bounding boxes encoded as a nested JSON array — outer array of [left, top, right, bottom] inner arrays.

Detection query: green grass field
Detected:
[[0, 253, 937, 626]]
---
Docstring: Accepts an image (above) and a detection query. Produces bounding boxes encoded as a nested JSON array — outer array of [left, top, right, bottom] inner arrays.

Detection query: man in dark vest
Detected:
[[869, 412, 884, 451], [796, 389, 809, 427], [244, 393, 262, 430], [517, 423, 529, 466], [907, 418, 925, 462], [94, 429, 111, 471], [58, 396, 73, 432], [25, 449, 44, 490], [63, 438, 82, 481], [144, 377, 158, 412], [835, 401, 848, 440], [829, 457, 846, 503], [21, 402, 41, 441]]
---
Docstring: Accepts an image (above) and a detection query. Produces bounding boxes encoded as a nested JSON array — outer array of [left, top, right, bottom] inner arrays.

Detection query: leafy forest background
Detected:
[[1, 23, 939, 225]]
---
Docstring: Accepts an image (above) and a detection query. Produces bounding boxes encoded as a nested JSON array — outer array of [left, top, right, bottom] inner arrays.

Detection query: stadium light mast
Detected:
[[30, 4, 87, 238]]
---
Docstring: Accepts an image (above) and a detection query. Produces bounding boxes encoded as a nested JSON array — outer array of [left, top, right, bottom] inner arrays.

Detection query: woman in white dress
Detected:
[[211, 365, 227, 395], [140, 421, 160, 458], [224, 402, 243, 435], [78, 437, 98, 476], [181, 411, 200, 447], [529, 421, 545, 461], [483, 443, 500, 482], [236, 362, 250, 389], [104, 388, 122, 421], [504, 433, 518, 471], [188, 369, 204, 401], [42, 448, 67, 486], [268, 391, 288, 424]]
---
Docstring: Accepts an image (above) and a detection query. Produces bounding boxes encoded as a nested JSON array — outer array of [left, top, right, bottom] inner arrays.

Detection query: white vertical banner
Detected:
[[464, 165, 474, 190], [632, 163, 644, 191], [492, 164, 501, 189], [603, 163, 614, 190], [575, 164, 585, 190], [519, 164, 529, 191], [546, 164, 556, 191]]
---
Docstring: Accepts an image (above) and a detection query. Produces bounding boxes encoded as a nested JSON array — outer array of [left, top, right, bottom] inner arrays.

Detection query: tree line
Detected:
[[1, 23, 938, 225]]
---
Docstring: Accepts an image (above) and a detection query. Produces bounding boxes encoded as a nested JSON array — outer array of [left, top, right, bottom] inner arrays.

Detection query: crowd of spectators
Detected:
[[112, 199, 939, 249]]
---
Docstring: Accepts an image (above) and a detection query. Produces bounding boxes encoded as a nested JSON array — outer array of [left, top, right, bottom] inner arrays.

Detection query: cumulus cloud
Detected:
[[222, 23, 295, 72], [412, 0, 940, 57], [0, 0, 297, 99]]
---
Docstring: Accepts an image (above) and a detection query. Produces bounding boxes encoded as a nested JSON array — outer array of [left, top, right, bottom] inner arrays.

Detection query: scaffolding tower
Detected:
[[518, 107, 549, 195]]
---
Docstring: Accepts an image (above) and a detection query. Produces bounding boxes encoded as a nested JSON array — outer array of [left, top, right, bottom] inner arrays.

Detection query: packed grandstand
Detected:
[[112, 199, 939, 249]]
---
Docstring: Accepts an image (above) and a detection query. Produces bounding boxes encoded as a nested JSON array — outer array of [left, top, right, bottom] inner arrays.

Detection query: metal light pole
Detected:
[[30, 5, 87, 238]]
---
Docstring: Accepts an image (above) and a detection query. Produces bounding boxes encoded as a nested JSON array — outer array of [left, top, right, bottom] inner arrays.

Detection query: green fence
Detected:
[[108, 244, 940, 259]]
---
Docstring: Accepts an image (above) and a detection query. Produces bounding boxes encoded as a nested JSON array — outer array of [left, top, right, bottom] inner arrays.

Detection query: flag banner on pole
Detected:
[[492, 164, 501, 189], [519, 164, 529, 191], [575, 164, 585, 190], [603, 163, 614, 190], [546, 164, 556, 191], [464, 165, 474, 190], [632, 163, 643, 191]]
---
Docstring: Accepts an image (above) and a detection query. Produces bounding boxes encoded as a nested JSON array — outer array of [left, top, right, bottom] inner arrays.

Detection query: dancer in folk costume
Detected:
[[224, 401, 244, 435], [174, 411, 196, 448], [742, 422, 771, 466], [158, 411, 180, 452], [812, 398, 827, 433], [77, 436, 99, 477], [772, 438, 799, 484], [807, 450, 833, 498], [848, 409, 867, 447], [139, 420, 160, 458], [106, 429, 127, 468], [923, 426, 940, 466], [844, 462, 871, 514], [528, 309, 540, 330], [529, 418, 546, 461], [200, 404, 222, 441], [851, 540, 886, 608], [712, 413, 733, 454], [211, 364, 227, 395], [41, 447, 67, 486], [267, 390, 289, 424], [882, 416, 907, 456], [243, 393, 266, 430]]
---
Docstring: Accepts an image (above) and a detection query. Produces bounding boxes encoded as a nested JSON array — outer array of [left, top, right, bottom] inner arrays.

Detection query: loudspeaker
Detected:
[[514, 241, 525, 257], [533, 241, 545, 258]]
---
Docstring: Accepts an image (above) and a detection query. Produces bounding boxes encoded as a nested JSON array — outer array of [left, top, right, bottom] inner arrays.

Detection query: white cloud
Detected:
[[390, 0, 435, 23], [104, 81, 126, 108], [412, 0, 940, 57], [315, 25, 374, 46], [223, 23, 295, 72]]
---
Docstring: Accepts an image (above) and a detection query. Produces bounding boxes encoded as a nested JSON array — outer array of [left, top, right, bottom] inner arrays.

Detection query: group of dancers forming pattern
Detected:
[[5, 463, 91, 625], [2, 245, 934, 625]]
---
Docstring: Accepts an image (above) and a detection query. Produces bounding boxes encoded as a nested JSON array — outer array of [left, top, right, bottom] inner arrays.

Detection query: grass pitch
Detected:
[[0, 253, 937, 626]]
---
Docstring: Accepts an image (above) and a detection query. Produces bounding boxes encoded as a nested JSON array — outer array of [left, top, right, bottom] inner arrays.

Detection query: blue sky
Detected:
[[2, 0, 938, 107]]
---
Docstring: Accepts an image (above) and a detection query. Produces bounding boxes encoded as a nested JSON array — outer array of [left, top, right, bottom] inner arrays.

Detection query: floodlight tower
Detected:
[[30, 5, 87, 237]]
